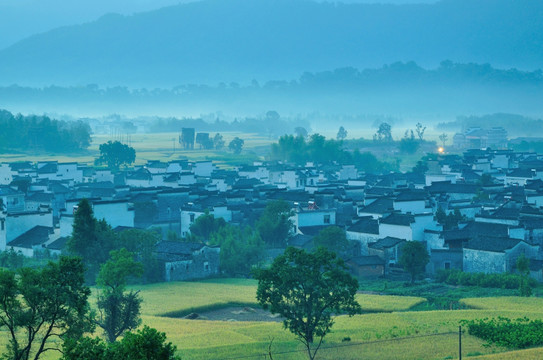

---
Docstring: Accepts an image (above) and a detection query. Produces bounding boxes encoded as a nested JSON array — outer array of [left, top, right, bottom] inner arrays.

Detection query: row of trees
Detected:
[[0, 109, 91, 153], [270, 133, 398, 173]]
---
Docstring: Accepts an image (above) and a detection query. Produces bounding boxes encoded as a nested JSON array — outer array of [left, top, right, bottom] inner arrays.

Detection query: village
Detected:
[[2, 139, 543, 283]]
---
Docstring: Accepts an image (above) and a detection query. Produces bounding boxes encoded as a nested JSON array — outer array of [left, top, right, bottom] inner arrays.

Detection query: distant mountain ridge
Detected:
[[0, 0, 541, 87]]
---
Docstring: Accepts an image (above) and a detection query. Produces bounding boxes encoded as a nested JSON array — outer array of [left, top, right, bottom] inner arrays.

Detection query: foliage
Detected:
[[336, 126, 347, 140], [462, 317, 543, 349], [188, 211, 227, 241], [0, 110, 91, 153], [62, 326, 180, 360], [399, 130, 420, 154], [399, 241, 429, 284], [0, 249, 24, 270], [435, 269, 536, 289], [213, 133, 225, 150], [313, 226, 349, 255], [516, 254, 532, 297], [116, 229, 162, 284], [228, 137, 244, 154], [254, 247, 361, 360], [95, 140, 136, 170], [294, 127, 308, 138], [67, 199, 116, 282], [0, 257, 93, 360], [95, 249, 144, 343], [256, 200, 293, 248], [209, 224, 264, 276], [415, 123, 426, 141], [373, 122, 392, 141], [435, 208, 465, 230]]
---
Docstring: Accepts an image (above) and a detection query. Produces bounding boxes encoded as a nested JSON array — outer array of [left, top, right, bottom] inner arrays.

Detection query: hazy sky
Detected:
[[0, 0, 439, 50]]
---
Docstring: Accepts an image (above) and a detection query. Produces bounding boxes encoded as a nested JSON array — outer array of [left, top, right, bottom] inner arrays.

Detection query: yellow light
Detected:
[[438, 147, 444, 153]]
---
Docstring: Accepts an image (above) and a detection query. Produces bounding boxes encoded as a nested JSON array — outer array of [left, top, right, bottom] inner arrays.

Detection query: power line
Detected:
[[217, 331, 458, 360]]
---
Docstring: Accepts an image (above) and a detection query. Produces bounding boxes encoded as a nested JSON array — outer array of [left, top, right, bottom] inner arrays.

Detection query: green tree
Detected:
[[399, 241, 429, 284], [336, 126, 347, 140], [228, 137, 244, 154], [516, 254, 532, 297], [399, 130, 420, 154], [415, 122, 426, 141], [256, 200, 293, 248], [254, 247, 361, 360], [313, 226, 349, 255], [213, 133, 225, 150], [0, 257, 93, 360], [95, 141, 136, 170], [116, 229, 162, 284], [62, 326, 180, 360], [209, 224, 264, 276], [189, 211, 227, 241], [374, 122, 392, 141], [67, 199, 117, 282], [95, 249, 143, 343]]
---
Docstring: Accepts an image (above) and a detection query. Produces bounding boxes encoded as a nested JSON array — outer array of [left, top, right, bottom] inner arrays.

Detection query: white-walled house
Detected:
[[0, 210, 54, 251], [346, 216, 380, 255], [379, 212, 436, 242], [292, 208, 336, 233]]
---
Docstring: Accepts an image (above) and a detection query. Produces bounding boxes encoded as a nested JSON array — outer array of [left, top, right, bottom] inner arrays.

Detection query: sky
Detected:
[[0, 0, 439, 50]]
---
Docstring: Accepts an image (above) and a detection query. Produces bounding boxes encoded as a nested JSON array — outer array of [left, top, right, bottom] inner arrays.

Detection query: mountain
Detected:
[[0, 0, 541, 87]]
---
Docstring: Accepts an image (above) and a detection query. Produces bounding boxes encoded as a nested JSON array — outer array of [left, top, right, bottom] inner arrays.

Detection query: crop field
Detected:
[[3, 279, 543, 359]]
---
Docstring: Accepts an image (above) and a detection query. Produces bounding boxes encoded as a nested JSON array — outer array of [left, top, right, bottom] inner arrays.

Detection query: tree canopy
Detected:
[[228, 137, 244, 154], [256, 200, 293, 248], [0, 257, 93, 360], [313, 226, 350, 255], [254, 247, 361, 360], [95, 141, 136, 170], [399, 241, 429, 284]]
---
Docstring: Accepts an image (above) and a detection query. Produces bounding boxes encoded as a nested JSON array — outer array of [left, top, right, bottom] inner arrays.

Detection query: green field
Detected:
[[133, 280, 543, 360], [3, 278, 543, 359]]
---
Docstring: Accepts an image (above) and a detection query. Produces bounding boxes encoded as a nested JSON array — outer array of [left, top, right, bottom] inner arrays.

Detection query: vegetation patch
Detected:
[[462, 317, 543, 349]]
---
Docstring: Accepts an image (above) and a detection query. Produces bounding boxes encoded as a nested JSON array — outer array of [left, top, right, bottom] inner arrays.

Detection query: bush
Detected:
[[436, 269, 536, 290], [462, 317, 543, 349]]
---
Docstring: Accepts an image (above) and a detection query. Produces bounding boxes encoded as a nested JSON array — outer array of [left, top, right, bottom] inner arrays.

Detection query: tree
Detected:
[[95, 249, 144, 343], [67, 199, 116, 282], [294, 127, 308, 138], [415, 122, 426, 141], [95, 141, 136, 170], [374, 122, 392, 141], [336, 126, 347, 140], [0, 257, 93, 360], [439, 133, 448, 147], [213, 133, 225, 150], [399, 241, 429, 284], [313, 226, 349, 255], [254, 247, 361, 360], [399, 130, 420, 154], [209, 224, 264, 276], [62, 326, 180, 360], [516, 254, 532, 297], [116, 229, 162, 284], [189, 211, 227, 241], [228, 137, 244, 154], [256, 200, 293, 248]]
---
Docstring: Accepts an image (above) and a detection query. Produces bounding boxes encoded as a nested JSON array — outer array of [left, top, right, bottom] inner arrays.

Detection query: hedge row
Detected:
[[435, 269, 536, 289]]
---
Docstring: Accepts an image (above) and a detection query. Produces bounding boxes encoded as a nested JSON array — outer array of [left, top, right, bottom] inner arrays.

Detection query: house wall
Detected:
[[463, 249, 506, 273], [164, 247, 220, 281], [294, 210, 336, 230], [346, 231, 379, 255], [0, 211, 53, 251], [429, 250, 463, 275], [393, 200, 426, 214], [93, 202, 134, 228], [0, 164, 13, 185], [194, 162, 213, 177], [379, 224, 412, 241]]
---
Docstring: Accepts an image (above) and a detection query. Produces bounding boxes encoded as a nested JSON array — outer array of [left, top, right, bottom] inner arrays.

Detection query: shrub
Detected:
[[462, 317, 543, 349]]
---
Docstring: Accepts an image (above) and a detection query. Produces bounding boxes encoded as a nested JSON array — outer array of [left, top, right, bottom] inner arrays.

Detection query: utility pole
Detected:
[[459, 325, 462, 360]]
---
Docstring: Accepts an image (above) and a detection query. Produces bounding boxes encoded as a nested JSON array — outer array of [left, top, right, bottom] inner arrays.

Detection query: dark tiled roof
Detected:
[[464, 236, 522, 253], [298, 226, 329, 236], [380, 213, 415, 226], [368, 237, 405, 250], [394, 190, 427, 202], [347, 217, 379, 234], [47, 236, 69, 251], [155, 241, 204, 256], [8, 226, 52, 248], [359, 198, 393, 215]]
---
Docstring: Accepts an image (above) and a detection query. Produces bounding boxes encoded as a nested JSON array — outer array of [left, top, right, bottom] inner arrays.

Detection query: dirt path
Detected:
[[183, 306, 284, 322]]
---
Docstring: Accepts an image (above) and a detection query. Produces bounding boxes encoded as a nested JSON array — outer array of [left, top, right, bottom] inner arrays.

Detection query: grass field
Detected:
[[3, 279, 543, 359]]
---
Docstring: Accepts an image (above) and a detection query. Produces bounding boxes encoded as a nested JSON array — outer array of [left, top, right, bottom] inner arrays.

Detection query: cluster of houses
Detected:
[[2, 147, 543, 281]]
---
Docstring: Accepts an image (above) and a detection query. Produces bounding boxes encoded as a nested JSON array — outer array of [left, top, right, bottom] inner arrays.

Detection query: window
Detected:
[[444, 262, 451, 270], [204, 261, 210, 272], [324, 214, 330, 224], [189, 213, 195, 222], [1, 219, 4, 231]]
